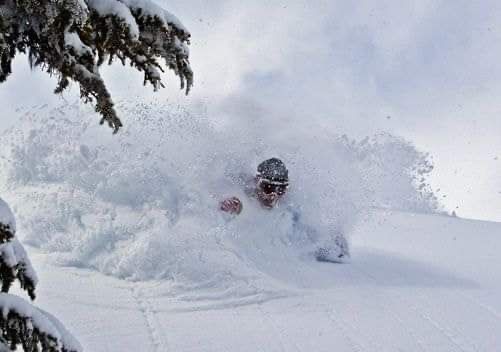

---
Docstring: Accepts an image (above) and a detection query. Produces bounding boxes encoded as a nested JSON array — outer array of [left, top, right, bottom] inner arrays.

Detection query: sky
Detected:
[[1, 0, 500, 221]]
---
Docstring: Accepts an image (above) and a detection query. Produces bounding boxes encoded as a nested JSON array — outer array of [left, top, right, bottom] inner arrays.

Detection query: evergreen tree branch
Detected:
[[0, 0, 193, 132]]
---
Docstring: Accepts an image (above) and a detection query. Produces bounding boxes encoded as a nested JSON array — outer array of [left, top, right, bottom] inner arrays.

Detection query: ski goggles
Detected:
[[258, 179, 288, 195]]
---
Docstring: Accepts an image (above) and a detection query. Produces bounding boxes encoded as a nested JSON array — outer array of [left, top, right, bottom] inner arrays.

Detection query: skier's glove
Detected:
[[219, 197, 243, 215]]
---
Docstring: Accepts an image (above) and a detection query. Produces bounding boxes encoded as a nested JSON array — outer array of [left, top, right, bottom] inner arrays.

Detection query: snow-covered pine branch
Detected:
[[0, 198, 37, 300], [0, 294, 82, 352], [0, 0, 193, 133], [0, 238, 38, 301], [0, 198, 81, 352]]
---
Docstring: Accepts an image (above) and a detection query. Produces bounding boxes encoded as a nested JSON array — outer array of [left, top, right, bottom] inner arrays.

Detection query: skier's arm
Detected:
[[289, 207, 350, 263]]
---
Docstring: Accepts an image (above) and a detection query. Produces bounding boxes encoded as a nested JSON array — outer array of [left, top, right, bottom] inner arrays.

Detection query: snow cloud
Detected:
[[1, 0, 500, 220], [168, 0, 501, 221], [0, 102, 438, 290]]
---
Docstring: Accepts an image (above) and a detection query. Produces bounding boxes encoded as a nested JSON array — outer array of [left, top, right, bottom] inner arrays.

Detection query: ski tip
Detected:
[[315, 247, 351, 264]]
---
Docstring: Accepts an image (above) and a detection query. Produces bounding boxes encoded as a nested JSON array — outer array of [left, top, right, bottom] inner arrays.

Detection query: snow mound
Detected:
[[0, 102, 439, 299]]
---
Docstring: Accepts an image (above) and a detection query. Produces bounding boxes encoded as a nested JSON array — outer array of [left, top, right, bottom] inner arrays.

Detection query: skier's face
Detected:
[[256, 178, 288, 208]]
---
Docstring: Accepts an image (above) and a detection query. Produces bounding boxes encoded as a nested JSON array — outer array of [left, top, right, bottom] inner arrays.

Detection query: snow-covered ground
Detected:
[[13, 209, 499, 352]]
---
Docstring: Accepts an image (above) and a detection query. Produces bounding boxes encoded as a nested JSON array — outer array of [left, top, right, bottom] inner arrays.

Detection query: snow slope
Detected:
[[16, 209, 501, 352]]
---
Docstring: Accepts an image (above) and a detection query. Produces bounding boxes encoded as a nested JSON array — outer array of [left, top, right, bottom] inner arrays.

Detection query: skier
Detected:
[[220, 158, 288, 213], [219, 158, 350, 263]]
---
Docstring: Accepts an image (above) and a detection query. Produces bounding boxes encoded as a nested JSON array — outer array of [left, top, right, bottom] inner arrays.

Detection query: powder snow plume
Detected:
[[0, 102, 439, 300]]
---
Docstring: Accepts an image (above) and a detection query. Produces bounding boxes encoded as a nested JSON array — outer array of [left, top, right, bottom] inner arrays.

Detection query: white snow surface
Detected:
[[0, 197, 16, 233], [17, 209, 501, 351]]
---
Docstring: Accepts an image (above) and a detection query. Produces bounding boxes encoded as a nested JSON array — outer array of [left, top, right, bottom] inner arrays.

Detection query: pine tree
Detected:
[[0, 198, 81, 352], [0, 0, 193, 133]]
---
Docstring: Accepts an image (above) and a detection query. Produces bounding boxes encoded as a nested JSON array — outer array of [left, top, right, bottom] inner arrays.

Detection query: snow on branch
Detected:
[[0, 0, 193, 133], [0, 293, 82, 352], [0, 198, 38, 300], [0, 238, 38, 300], [0, 199, 15, 240], [0, 197, 81, 351]]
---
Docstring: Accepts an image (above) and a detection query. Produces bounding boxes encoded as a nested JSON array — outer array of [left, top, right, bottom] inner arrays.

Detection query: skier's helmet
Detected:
[[257, 158, 289, 185]]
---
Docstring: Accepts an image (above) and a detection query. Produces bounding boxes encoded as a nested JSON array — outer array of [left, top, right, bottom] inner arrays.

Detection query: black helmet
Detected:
[[257, 158, 289, 185]]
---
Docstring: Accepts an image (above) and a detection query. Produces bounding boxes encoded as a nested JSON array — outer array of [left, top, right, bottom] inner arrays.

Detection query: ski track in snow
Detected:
[[318, 267, 386, 351], [353, 264, 460, 351], [87, 274, 115, 352], [325, 305, 365, 352], [414, 290, 485, 352], [340, 295, 385, 352], [410, 298, 474, 352], [131, 283, 169, 352], [345, 265, 429, 352], [459, 291, 501, 321], [386, 303, 428, 352], [350, 262, 481, 352], [256, 303, 300, 352], [400, 283, 490, 351]]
